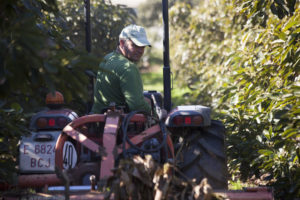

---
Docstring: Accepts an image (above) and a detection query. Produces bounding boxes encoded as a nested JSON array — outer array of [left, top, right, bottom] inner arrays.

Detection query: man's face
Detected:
[[121, 39, 145, 62]]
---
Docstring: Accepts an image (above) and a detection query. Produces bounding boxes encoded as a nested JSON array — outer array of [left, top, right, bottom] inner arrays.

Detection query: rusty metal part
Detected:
[[18, 174, 62, 187], [119, 124, 162, 151], [69, 114, 106, 127], [55, 131, 100, 170], [126, 114, 147, 123], [55, 126, 102, 170], [100, 111, 120, 180], [67, 113, 146, 127], [166, 134, 174, 158], [55, 115, 108, 170], [63, 125, 101, 153], [55, 112, 174, 187]]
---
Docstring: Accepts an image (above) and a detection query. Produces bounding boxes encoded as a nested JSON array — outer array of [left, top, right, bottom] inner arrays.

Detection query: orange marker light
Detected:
[[46, 91, 64, 105]]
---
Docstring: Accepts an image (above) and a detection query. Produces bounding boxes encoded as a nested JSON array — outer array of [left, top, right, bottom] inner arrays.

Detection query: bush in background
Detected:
[[169, 0, 299, 198], [0, 0, 135, 185]]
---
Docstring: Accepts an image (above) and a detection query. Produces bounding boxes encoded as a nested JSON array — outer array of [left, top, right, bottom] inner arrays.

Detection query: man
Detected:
[[91, 24, 153, 115]]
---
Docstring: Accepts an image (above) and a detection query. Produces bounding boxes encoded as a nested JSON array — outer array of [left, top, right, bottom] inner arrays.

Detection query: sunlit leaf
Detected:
[[282, 128, 298, 138], [258, 149, 273, 156]]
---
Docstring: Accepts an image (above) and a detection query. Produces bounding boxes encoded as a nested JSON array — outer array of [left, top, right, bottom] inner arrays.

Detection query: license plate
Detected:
[[19, 131, 61, 173], [20, 141, 56, 172], [19, 131, 78, 173]]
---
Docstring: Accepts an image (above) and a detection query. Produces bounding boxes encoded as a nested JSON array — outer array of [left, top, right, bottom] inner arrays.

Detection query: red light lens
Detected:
[[36, 118, 47, 128], [57, 117, 68, 128], [173, 116, 183, 125], [184, 116, 192, 124], [193, 116, 203, 125], [48, 118, 55, 127]]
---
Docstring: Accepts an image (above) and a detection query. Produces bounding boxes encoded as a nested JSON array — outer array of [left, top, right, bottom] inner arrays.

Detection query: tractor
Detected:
[[18, 89, 227, 190]]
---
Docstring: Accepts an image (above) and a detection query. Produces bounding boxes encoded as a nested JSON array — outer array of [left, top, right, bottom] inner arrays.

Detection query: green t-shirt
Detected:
[[91, 51, 152, 115]]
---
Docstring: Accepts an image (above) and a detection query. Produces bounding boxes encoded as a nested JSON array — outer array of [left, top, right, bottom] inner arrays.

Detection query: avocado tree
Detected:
[[169, 0, 299, 198], [0, 0, 135, 185]]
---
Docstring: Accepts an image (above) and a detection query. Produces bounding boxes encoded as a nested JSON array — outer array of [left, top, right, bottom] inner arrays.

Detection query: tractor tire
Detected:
[[68, 162, 99, 185], [175, 120, 228, 189]]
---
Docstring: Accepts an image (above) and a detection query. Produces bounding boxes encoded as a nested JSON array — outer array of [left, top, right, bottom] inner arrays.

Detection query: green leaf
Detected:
[[282, 129, 298, 139], [263, 129, 271, 140], [10, 103, 23, 113], [281, 45, 292, 64], [43, 62, 58, 73], [275, 30, 287, 41], [293, 27, 300, 34], [282, 19, 298, 32], [258, 149, 273, 156], [292, 108, 300, 115], [293, 154, 298, 164]]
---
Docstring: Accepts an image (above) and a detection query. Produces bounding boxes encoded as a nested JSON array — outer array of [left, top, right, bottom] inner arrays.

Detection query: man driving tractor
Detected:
[[91, 24, 153, 115]]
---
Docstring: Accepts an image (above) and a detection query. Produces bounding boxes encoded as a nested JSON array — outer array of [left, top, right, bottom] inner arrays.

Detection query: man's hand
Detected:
[[156, 107, 167, 121], [149, 94, 168, 120]]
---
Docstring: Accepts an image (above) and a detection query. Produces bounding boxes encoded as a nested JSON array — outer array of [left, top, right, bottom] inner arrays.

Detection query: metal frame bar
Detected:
[[162, 0, 172, 112]]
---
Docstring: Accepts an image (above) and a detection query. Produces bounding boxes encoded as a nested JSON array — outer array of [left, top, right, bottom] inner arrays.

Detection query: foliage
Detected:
[[142, 71, 163, 92], [0, 0, 135, 184], [104, 155, 223, 200], [136, 0, 163, 28], [0, 0, 97, 115], [0, 101, 28, 184], [59, 0, 136, 57], [137, 0, 201, 27], [141, 69, 193, 107], [169, 0, 299, 199], [0, 0, 136, 114]]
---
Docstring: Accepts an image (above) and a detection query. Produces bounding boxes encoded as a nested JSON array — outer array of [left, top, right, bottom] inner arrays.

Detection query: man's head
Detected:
[[118, 24, 151, 62]]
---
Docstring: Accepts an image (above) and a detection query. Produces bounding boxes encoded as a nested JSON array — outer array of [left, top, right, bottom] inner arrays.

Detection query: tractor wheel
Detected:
[[175, 120, 228, 189], [68, 162, 99, 185]]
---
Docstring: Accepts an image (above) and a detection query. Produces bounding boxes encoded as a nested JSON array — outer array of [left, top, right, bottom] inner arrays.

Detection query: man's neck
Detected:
[[116, 46, 122, 54]]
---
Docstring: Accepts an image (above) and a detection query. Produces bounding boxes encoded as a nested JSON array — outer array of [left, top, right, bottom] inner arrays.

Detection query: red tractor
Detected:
[[18, 90, 227, 189]]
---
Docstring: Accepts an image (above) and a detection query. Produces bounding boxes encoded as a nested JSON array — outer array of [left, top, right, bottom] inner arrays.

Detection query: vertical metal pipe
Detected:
[[84, 0, 93, 113], [162, 0, 172, 112], [84, 0, 91, 53]]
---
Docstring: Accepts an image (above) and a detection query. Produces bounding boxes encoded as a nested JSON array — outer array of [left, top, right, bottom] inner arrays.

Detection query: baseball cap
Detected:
[[119, 24, 151, 47]]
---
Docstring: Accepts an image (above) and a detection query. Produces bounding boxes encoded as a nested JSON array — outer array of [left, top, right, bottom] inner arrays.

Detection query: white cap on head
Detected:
[[119, 24, 151, 47]]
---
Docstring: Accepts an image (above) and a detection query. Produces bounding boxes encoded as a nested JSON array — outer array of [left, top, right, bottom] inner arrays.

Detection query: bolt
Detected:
[[90, 175, 96, 191]]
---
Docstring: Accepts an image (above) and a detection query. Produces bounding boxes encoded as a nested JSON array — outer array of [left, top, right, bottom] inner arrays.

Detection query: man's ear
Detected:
[[119, 39, 125, 47]]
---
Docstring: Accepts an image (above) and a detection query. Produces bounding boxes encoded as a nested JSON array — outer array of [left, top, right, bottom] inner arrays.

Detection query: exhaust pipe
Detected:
[[162, 0, 172, 112], [84, 0, 91, 53]]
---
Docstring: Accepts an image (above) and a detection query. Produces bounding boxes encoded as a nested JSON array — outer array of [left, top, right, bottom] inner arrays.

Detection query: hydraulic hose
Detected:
[[121, 111, 168, 158]]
